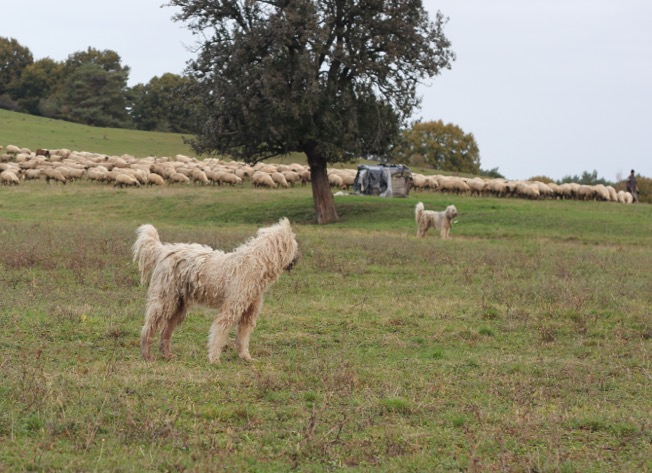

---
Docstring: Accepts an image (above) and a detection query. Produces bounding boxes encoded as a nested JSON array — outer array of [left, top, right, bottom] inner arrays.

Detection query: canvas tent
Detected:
[[353, 164, 412, 197]]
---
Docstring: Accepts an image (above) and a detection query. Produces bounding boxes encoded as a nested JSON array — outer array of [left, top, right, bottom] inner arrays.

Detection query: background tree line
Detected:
[[0, 37, 197, 132]]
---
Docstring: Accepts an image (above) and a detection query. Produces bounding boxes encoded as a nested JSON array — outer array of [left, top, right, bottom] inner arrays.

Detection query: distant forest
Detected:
[[0, 37, 197, 133]]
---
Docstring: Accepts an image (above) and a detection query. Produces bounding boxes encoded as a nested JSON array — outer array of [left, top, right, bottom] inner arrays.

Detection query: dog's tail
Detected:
[[415, 202, 424, 223], [132, 224, 163, 285]]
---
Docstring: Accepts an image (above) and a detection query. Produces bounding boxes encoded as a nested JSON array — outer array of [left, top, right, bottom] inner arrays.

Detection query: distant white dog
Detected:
[[415, 202, 458, 239], [132, 218, 300, 363]]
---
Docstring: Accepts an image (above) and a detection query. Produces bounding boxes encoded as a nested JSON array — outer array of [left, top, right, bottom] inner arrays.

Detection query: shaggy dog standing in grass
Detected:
[[132, 218, 299, 363], [415, 202, 458, 239]]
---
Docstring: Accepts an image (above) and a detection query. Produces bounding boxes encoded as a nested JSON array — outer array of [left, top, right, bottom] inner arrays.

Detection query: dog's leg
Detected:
[[441, 222, 450, 240], [207, 317, 231, 364], [140, 319, 157, 362], [159, 304, 187, 360], [236, 297, 262, 362]]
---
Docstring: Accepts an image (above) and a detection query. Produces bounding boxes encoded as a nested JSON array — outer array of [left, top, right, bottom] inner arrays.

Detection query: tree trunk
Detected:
[[305, 144, 339, 224]]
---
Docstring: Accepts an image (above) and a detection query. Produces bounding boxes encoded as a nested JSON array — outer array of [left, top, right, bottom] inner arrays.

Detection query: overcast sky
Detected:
[[3, 0, 651, 181]]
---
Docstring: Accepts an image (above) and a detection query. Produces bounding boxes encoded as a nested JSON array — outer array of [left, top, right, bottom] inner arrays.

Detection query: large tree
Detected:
[[168, 0, 454, 223], [11, 58, 64, 115], [396, 120, 480, 174], [0, 37, 33, 97], [56, 48, 131, 127]]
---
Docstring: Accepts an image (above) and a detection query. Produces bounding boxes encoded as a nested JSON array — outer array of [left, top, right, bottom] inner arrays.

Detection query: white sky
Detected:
[[3, 0, 651, 181]]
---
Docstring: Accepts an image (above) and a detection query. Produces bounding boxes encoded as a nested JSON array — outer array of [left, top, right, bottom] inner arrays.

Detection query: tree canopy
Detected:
[[129, 73, 198, 133], [0, 38, 193, 132], [169, 0, 454, 223], [0, 37, 33, 97]]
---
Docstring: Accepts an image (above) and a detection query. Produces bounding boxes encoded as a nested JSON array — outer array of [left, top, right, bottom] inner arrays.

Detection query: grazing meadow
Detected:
[[0, 180, 650, 472]]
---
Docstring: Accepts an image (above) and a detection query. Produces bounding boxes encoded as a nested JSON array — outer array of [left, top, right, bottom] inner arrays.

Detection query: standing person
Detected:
[[626, 169, 639, 203]]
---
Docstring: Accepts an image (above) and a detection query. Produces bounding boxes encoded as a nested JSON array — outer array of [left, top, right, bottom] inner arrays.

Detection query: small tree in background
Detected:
[[558, 170, 612, 186], [394, 120, 480, 174], [130, 73, 198, 133]]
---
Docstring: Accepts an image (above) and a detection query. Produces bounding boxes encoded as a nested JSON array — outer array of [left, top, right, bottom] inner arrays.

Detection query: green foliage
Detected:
[[52, 48, 132, 127], [0, 183, 651, 471], [0, 36, 33, 96], [479, 166, 505, 179], [129, 73, 198, 133], [395, 120, 481, 173], [558, 169, 612, 186], [10, 58, 64, 115], [169, 0, 454, 223], [170, 0, 454, 162], [528, 175, 555, 183]]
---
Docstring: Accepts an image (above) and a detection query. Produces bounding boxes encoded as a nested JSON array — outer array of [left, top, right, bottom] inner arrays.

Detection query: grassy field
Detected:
[[0, 109, 196, 158], [0, 179, 651, 472]]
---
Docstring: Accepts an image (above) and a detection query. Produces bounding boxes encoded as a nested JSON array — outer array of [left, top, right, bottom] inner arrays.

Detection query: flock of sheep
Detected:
[[0, 145, 312, 189], [409, 172, 635, 203], [0, 144, 635, 204]]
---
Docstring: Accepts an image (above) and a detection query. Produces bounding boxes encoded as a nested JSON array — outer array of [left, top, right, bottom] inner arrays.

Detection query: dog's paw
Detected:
[[208, 354, 221, 364], [239, 353, 255, 362], [161, 353, 176, 361]]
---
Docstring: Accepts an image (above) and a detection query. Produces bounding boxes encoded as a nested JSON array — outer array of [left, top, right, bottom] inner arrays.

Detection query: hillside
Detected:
[[0, 109, 196, 158]]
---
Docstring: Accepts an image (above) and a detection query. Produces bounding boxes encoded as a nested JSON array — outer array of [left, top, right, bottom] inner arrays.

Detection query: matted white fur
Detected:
[[415, 202, 458, 239], [132, 218, 299, 363]]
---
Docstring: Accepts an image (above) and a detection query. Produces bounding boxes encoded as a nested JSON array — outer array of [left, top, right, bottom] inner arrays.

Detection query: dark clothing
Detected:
[[627, 174, 638, 202]]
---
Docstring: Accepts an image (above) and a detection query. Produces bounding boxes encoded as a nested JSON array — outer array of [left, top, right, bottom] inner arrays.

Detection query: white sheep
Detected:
[[114, 173, 140, 188], [0, 170, 20, 185], [168, 172, 190, 184], [220, 172, 242, 186], [43, 167, 67, 185], [191, 169, 210, 185], [147, 173, 166, 186], [281, 171, 301, 187], [252, 172, 277, 188], [271, 172, 289, 188], [23, 169, 42, 181]]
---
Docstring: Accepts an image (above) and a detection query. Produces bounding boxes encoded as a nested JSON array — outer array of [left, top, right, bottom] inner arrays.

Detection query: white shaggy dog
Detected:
[[132, 218, 299, 363], [415, 202, 458, 239]]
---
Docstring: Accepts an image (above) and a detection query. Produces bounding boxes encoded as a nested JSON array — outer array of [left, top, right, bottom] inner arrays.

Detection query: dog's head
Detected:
[[285, 249, 301, 273], [275, 218, 301, 273], [446, 205, 458, 220]]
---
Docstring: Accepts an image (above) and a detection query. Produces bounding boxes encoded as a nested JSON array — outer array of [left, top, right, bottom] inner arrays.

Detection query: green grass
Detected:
[[1, 180, 651, 471], [0, 109, 196, 158]]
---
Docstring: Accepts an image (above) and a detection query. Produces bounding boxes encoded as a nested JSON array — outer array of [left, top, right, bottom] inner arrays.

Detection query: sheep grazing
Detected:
[[191, 169, 210, 185], [281, 170, 301, 187], [219, 172, 242, 186], [252, 172, 277, 189], [168, 172, 190, 184], [114, 173, 141, 188], [0, 170, 20, 185], [271, 172, 289, 189], [5, 145, 21, 155], [43, 167, 67, 185], [327, 173, 344, 189], [23, 169, 42, 181], [147, 173, 166, 186]]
